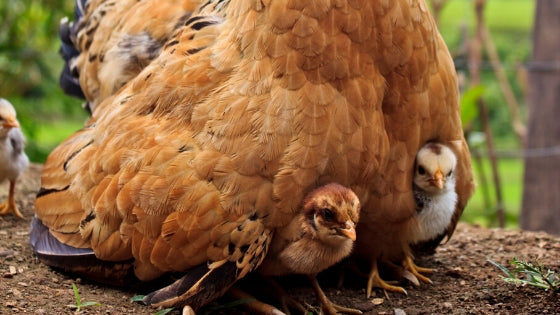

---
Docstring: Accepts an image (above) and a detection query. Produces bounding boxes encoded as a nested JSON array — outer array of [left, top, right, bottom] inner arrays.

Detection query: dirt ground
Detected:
[[1, 164, 559, 314]]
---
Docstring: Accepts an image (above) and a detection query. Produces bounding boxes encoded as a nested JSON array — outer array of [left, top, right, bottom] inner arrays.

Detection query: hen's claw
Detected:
[[404, 256, 433, 285]]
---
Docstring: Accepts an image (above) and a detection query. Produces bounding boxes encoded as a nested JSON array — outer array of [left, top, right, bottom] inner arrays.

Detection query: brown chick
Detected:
[[0, 99, 29, 219], [258, 183, 361, 315]]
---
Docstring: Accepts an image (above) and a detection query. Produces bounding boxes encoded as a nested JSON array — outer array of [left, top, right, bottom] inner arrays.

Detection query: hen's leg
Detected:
[[230, 276, 307, 315], [0, 180, 23, 219], [308, 274, 362, 315], [227, 286, 286, 315], [366, 260, 407, 297]]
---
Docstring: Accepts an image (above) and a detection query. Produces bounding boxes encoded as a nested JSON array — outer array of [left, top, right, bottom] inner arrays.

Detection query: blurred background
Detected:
[[1, 0, 557, 232]]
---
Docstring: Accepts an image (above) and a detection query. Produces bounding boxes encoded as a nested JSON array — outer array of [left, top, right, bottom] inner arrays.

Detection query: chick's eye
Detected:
[[417, 166, 426, 175], [321, 208, 334, 221], [447, 170, 453, 177]]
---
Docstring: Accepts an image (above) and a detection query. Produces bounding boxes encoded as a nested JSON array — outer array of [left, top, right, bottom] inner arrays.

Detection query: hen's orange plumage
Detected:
[[32, 0, 474, 310]]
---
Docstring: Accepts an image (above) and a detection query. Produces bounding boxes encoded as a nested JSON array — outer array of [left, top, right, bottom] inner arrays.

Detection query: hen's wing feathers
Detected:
[[35, 115, 272, 306], [34, 126, 95, 248], [143, 261, 237, 309], [144, 225, 271, 308], [36, 5, 273, 309]]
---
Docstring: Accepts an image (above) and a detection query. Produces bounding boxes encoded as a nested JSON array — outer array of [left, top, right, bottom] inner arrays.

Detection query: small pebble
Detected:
[[0, 250, 14, 257], [12, 288, 23, 298], [371, 298, 384, 305]]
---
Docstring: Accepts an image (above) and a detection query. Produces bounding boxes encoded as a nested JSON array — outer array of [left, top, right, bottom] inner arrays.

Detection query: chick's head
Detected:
[[414, 143, 457, 195], [301, 183, 360, 247]]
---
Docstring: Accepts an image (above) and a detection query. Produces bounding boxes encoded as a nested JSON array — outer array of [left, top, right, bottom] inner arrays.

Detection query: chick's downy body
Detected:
[[0, 99, 29, 219], [412, 142, 458, 244]]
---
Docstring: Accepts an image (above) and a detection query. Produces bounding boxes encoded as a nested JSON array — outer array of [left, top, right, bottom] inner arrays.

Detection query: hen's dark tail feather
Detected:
[[30, 216, 136, 286], [58, 0, 87, 104]]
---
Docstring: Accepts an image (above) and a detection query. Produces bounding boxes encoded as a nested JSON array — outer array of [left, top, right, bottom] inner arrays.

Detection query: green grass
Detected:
[[462, 156, 523, 228], [68, 283, 101, 312], [488, 258, 560, 293]]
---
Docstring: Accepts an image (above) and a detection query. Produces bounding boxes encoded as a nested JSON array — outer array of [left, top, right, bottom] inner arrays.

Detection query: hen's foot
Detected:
[[309, 275, 362, 315], [366, 262, 407, 297], [227, 286, 286, 315], [403, 256, 433, 285]]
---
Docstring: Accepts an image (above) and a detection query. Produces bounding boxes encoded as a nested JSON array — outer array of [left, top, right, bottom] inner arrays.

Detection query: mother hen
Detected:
[[32, 0, 475, 310]]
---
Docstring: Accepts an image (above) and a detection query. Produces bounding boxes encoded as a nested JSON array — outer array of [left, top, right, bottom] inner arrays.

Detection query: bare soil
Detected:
[[1, 164, 559, 314]]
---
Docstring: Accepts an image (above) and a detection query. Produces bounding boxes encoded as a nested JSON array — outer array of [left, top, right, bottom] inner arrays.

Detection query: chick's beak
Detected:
[[429, 168, 444, 189], [338, 220, 356, 241], [3, 116, 19, 129]]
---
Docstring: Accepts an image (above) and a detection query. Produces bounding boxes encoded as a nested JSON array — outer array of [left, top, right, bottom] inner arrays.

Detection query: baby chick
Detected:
[[258, 183, 362, 315], [406, 142, 457, 283], [0, 99, 29, 219]]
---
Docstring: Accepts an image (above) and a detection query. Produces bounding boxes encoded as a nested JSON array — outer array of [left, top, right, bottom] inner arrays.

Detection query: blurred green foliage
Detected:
[[0, 0, 88, 162], [463, 157, 524, 228], [460, 85, 483, 128], [437, 0, 533, 145], [436, 0, 533, 227]]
